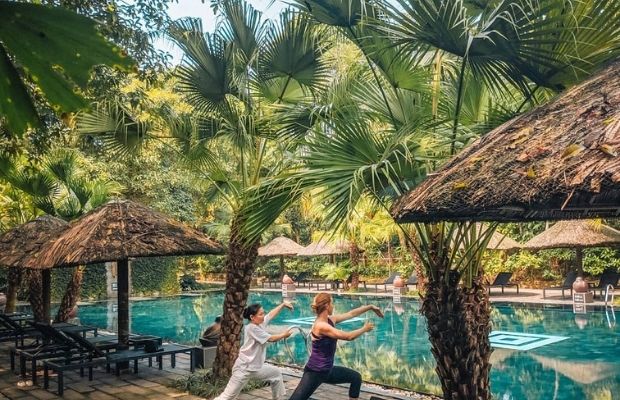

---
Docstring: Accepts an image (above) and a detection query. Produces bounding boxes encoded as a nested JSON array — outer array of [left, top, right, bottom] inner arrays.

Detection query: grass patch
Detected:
[[173, 368, 266, 399]]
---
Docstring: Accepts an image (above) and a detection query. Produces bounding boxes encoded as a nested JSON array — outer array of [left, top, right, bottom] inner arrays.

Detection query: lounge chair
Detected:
[[542, 271, 577, 299], [591, 270, 619, 299], [405, 274, 418, 290], [371, 272, 399, 293], [335, 274, 367, 290], [44, 330, 193, 395], [15, 322, 116, 384], [487, 272, 519, 294]]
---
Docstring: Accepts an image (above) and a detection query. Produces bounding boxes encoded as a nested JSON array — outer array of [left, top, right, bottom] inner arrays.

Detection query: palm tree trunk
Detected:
[[420, 268, 492, 400], [212, 215, 259, 379], [54, 266, 83, 322], [349, 241, 361, 290], [5, 267, 22, 313], [27, 270, 47, 322]]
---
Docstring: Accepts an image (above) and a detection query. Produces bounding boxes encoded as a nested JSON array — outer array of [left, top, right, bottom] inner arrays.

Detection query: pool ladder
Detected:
[[604, 284, 616, 328]]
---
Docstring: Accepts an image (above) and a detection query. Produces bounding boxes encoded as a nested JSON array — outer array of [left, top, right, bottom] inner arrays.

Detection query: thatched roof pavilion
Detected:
[[0, 215, 69, 318], [258, 237, 305, 257], [523, 220, 620, 250], [530, 354, 616, 385], [258, 237, 305, 278], [25, 199, 223, 269], [22, 199, 223, 346], [297, 238, 350, 257], [392, 59, 620, 223], [487, 231, 521, 251], [0, 215, 68, 268], [522, 220, 620, 275]]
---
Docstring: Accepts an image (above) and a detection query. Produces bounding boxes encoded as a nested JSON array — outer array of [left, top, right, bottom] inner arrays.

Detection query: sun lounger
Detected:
[[371, 272, 399, 292], [542, 271, 577, 299], [405, 274, 418, 290], [44, 331, 193, 395], [592, 270, 619, 298], [487, 272, 519, 294]]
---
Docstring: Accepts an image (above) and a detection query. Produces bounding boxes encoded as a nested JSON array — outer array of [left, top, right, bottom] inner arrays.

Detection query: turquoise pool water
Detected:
[[77, 292, 620, 399]]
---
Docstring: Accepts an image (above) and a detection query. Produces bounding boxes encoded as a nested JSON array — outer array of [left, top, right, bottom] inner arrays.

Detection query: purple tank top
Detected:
[[305, 318, 337, 372]]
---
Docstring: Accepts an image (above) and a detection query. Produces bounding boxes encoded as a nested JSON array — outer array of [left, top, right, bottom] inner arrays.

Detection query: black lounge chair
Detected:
[[15, 322, 117, 384], [293, 272, 311, 287], [45, 330, 193, 395], [592, 270, 619, 299], [336, 274, 367, 290], [405, 274, 418, 290], [543, 271, 577, 299], [487, 272, 519, 294], [371, 272, 399, 293]]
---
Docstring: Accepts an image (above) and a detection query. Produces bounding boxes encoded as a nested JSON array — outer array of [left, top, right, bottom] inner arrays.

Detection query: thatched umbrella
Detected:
[[22, 199, 223, 347], [258, 237, 305, 278], [530, 354, 616, 385], [391, 59, 620, 223], [0, 215, 69, 318], [522, 220, 620, 276], [297, 238, 350, 257], [487, 231, 521, 251]]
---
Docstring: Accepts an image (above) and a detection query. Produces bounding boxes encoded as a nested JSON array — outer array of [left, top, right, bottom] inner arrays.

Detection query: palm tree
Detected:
[[0, 149, 121, 322], [240, 0, 620, 398], [78, 0, 329, 378]]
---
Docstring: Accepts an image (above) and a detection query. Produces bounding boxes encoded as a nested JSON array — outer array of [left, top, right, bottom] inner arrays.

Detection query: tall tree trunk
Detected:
[[212, 215, 260, 379], [54, 266, 83, 322], [406, 229, 426, 293], [5, 267, 22, 313], [349, 241, 361, 290], [27, 270, 47, 322], [420, 265, 492, 400]]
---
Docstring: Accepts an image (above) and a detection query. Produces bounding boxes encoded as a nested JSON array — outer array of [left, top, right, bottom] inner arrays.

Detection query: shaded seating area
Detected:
[[370, 272, 399, 292], [406, 274, 418, 290], [43, 329, 193, 395], [335, 274, 367, 290], [591, 269, 620, 298], [543, 271, 577, 299], [487, 272, 519, 294]]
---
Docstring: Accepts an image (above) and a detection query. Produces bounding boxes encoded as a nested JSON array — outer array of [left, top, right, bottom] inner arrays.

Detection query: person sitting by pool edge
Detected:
[[200, 315, 222, 347], [214, 301, 294, 400]]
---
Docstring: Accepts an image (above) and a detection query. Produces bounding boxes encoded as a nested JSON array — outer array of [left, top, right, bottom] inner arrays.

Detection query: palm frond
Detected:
[[168, 18, 236, 113], [259, 12, 330, 96], [77, 103, 148, 158]]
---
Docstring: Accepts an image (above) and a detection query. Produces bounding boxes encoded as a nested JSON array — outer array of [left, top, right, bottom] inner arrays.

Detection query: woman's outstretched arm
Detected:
[[332, 304, 383, 324], [319, 320, 374, 341], [265, 301, 293, 322]]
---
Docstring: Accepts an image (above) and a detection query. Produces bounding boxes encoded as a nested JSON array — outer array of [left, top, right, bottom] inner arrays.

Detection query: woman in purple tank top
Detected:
[[289, 293, 384, 400]]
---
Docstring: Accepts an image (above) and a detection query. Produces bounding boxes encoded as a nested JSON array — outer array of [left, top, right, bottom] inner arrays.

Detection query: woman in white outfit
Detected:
[[214, 301, 293, 400]]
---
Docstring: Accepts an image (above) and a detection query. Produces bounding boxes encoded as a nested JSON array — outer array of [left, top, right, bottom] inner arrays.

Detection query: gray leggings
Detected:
[[289, 366, 362, 400]]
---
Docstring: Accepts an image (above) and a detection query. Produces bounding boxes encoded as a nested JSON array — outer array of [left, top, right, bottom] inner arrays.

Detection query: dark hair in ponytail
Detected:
[[243, 303, 262, 320]]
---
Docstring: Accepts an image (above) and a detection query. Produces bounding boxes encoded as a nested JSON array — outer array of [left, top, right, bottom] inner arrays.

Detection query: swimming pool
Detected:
[[77, 291, 620, 399]]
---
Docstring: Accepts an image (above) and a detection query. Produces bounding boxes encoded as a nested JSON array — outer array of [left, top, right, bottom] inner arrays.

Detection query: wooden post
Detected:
[[117, 259, 130, 349], [575, 248, 584, 277], [279, 256, 285, 279], [42, 270, 51, 324]]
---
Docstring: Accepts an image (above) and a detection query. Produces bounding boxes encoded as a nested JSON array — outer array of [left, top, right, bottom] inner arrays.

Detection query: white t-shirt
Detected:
[[233, 315, 272, 371]]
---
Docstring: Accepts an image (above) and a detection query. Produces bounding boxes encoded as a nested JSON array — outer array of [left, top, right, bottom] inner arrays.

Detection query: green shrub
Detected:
[[131, 257, 180, 295], [173, 369, 265, 398]]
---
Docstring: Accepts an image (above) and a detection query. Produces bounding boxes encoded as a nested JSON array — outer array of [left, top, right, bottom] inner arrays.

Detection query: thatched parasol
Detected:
[[487, 231, 521, 251], [297, 238, 350, 257], [258, 237, 305, 278], [22, 199, 223, 346], [392, 59, 620, 223], [530, 354, 616, 385], [0, 215, 69, 318], [522, 220, 620, 275]]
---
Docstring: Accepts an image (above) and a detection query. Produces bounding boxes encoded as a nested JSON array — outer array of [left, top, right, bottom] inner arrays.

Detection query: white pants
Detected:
[[214, 364, 286, 400]]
